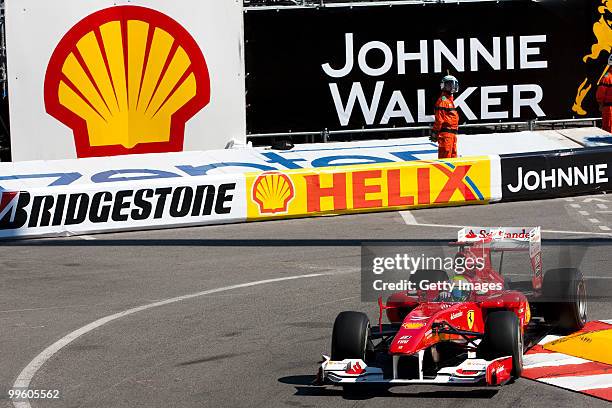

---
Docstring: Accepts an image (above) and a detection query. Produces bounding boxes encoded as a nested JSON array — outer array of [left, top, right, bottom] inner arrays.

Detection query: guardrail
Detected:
[[247, 118, 602, 144], [244, 0, 511, 11]]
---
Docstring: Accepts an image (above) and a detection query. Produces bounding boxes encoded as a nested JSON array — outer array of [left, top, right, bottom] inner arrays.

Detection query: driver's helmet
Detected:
[[449, 275, 471, 302]]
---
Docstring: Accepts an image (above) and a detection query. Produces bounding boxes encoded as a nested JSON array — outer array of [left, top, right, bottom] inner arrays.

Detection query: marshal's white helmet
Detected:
[[608, 53, 612, 66], [440, 75, 459, 94]]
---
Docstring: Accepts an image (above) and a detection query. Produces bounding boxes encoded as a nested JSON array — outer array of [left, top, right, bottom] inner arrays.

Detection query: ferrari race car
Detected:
[[319, 227, 588, 388]]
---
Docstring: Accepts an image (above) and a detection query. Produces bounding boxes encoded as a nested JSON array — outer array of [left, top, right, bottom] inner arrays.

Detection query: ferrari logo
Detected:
[[525, 304, 531, 324], [467, 310, 475, 329]]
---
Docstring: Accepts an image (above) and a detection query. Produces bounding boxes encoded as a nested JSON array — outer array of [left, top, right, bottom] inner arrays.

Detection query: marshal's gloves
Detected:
[[429, 131, 439, 143]]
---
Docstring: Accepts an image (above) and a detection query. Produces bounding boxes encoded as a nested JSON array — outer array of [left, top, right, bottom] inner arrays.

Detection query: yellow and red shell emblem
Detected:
[[402, 322, 425, 330], [44, 6, 210, 158], [252, 172, 295, 214]]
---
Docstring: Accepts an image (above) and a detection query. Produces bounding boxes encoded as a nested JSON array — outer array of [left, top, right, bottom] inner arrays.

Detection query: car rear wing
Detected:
[[457, 227, 543, 290]]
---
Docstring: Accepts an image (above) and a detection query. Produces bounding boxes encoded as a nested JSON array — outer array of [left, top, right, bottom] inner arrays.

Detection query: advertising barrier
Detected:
[[5, 0, 246, 161], [245, 0, 596, 134], [0, 175, 246, 239], [0, 152, 497, 238], [246, 156, 498, 220], [3, 141, 612, 239], [500, 147, 612, 202]]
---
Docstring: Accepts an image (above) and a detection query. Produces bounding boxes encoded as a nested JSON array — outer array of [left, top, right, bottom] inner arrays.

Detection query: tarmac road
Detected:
[[1, 194, 611, 408]]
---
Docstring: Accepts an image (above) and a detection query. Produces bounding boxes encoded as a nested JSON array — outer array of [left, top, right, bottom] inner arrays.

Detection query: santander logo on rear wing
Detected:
[[458, 226, 540, 243], [457, 227, 543, 290]]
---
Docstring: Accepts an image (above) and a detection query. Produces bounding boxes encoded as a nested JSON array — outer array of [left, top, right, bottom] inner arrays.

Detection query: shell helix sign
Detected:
[[246, 157, 493, 220], [6, 1, 245, 161]]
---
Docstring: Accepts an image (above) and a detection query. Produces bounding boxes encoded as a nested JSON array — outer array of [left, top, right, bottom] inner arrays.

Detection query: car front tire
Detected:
[[482, 311, 523, 377], [331, 311, 370, 361]]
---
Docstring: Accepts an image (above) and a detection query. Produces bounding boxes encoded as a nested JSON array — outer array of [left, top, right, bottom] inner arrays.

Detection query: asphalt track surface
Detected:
[[1, 194, 612, 408]]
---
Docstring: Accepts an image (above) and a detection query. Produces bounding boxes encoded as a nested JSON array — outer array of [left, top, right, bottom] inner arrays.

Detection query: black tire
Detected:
[[482, 311, 523, 377], [542, 268, 587, 332], [331, 311, 370, 361]]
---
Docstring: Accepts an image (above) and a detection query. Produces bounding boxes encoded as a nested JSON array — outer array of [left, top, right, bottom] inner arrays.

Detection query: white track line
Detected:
[[11, 272, 346, 408], [399, 213, 612, 236], [600, 226, 612, 231], [398, 212, 462, 229], [399, 210, 418, 225], [582, 197, 609, 203], [78, 235, 96, 241]]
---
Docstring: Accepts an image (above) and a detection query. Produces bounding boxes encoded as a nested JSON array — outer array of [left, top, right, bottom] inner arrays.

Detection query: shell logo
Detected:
[[402, 322, 425, 330], [44, 6, 210, 158], [252, 172, 295, 214]]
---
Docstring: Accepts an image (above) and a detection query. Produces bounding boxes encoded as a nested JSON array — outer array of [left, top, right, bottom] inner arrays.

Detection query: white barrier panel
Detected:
[[5, 0, 246, 161], [0, 140, 442, 190], [0, 131, 589, 238], [0, 133, 578, 191], [0, 175, 246, 239]]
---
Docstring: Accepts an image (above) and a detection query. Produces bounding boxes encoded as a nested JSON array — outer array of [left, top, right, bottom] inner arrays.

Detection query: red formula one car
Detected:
[[320, 227, 587, 388]]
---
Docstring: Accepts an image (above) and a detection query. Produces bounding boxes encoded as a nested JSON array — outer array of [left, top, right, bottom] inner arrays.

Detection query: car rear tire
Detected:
[[541, 268, 587, 332], [482, 311, 523, 377], [331, 311, 370, 361]]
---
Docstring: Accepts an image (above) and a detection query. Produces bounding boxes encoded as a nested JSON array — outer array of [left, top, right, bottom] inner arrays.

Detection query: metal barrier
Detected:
[[244, 0, 510, 10], [247, 117, 602, 145]]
